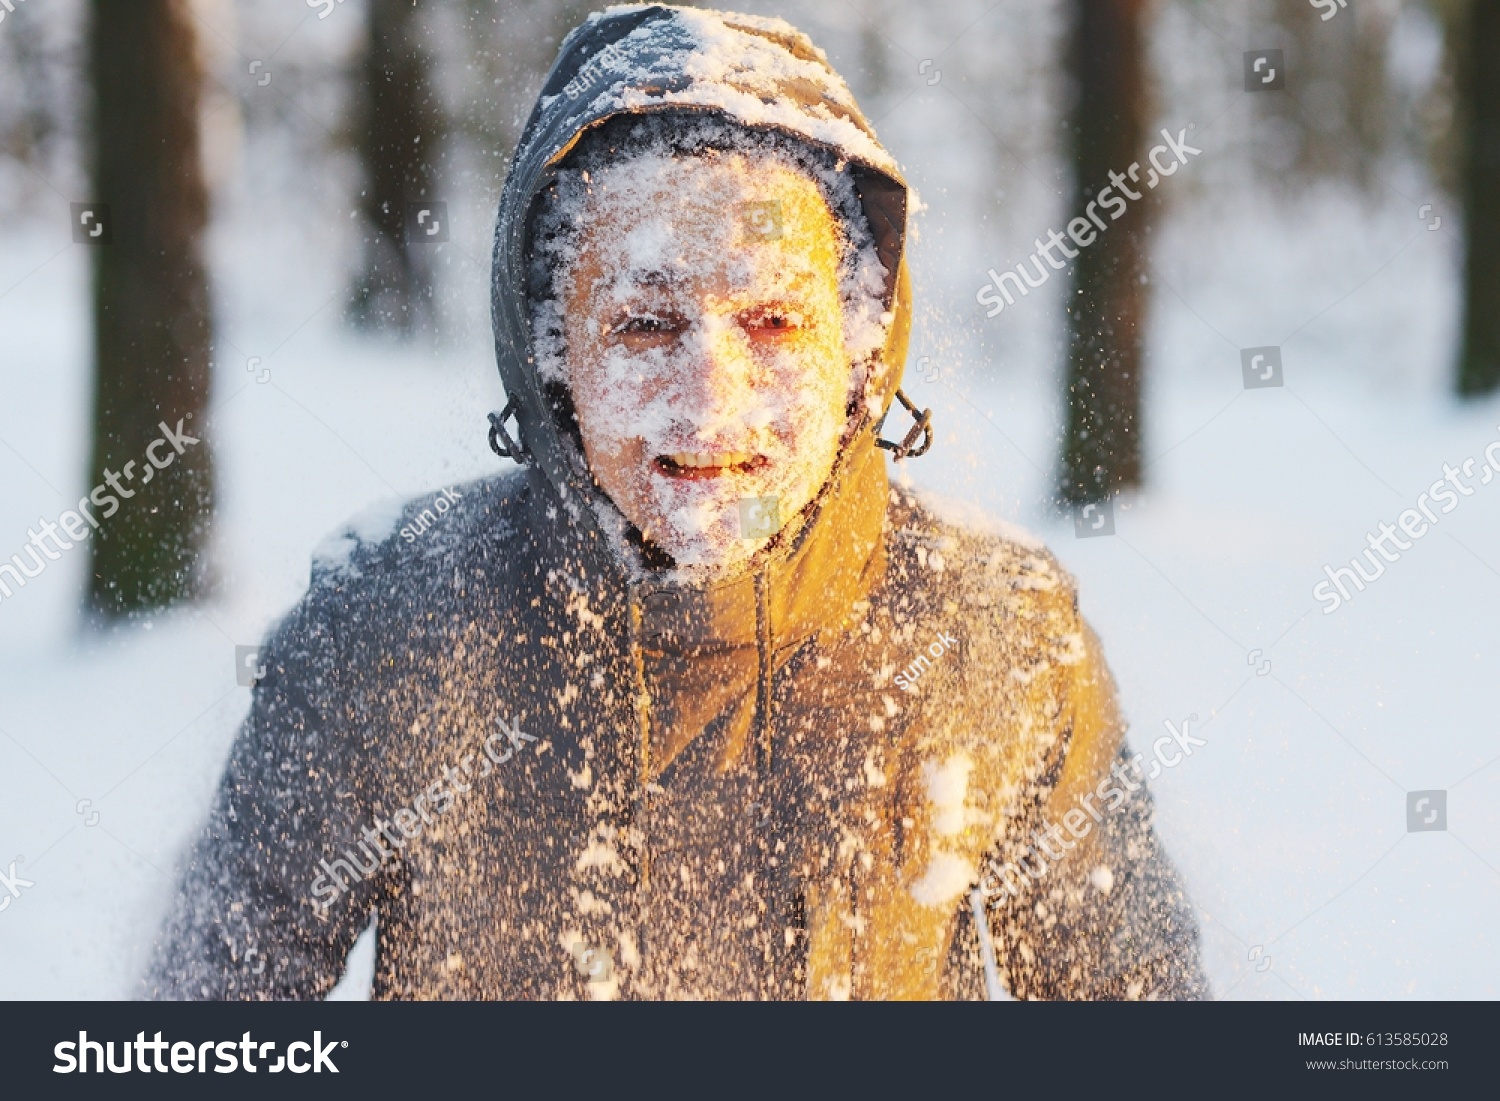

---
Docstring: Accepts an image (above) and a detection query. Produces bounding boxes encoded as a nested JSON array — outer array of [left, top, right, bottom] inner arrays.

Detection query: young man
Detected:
[[149, 5, 1206, 1000]]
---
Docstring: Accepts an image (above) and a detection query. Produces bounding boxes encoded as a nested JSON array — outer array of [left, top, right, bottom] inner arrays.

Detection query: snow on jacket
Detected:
[[147, 4, 1206, 1001]]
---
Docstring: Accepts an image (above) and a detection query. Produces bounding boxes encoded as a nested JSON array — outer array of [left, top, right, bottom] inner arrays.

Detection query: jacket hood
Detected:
[[490, 4, 915, 593]]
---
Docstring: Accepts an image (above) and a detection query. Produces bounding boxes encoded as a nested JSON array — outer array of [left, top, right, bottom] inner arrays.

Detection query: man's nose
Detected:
[[676, 316, 753, 424]]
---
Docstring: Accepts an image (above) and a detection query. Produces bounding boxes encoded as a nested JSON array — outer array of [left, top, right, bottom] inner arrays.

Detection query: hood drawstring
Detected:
[[753, 570, 774, 775], [625, 584, 652, 996], [753, 567, 777, 998], [626, 586, 652, 889]]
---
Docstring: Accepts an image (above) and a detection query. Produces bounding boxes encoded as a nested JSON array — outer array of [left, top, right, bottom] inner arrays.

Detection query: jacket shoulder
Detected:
[[306, 468, 535, 594], [888, 488, 1082, 634]]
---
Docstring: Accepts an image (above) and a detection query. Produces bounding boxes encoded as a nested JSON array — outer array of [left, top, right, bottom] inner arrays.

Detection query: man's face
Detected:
[[562, 152, 852, 572]]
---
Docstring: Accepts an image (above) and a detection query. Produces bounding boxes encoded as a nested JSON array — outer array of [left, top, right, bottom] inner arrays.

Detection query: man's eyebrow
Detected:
[[622, 268, 679, 290]]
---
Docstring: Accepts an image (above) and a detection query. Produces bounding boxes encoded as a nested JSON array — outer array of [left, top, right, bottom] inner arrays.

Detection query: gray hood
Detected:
[[488, 4, 911, 572]]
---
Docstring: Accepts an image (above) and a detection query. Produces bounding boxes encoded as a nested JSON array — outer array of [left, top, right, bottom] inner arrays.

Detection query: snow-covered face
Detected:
[[563, 153, 852, 573]]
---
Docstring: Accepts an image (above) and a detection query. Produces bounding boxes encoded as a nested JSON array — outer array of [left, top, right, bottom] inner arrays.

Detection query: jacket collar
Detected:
[[629, 431, 889, 653]]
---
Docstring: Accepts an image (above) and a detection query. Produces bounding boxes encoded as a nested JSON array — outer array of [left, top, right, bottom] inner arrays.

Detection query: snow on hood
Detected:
[[490, 4, 912, 579], [542, 6, 901, 178]]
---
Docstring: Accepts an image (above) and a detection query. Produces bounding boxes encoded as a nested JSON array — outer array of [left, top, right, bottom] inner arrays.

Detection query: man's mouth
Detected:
[[654, 451, 769, 480]]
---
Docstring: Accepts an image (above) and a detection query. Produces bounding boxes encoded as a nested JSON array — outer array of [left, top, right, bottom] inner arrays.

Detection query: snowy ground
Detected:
[[1, 2, 1497, 1002]]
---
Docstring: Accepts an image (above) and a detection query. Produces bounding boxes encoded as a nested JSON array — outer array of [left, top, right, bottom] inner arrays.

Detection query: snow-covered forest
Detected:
[[0, 0, 1496, 999]]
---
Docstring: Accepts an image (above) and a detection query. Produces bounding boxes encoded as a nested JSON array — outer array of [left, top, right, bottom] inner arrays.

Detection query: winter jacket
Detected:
[[147, 5, 1206, 1001]]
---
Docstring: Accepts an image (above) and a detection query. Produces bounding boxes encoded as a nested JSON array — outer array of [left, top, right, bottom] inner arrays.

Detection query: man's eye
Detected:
[[743, 308, 804, 334], [611, 313, 684, 336]]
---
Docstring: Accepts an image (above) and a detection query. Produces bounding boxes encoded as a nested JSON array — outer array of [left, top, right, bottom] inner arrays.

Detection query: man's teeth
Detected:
[[667, 451, 752, 469]]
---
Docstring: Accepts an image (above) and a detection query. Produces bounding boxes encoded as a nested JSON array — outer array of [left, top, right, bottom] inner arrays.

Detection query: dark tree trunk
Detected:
[[1458, 0, 1500, 396], [1059, 0, 1151, 505], [2, 11, 59, 166], [85, 0, 214, 619], [349, 0, 446, 334]]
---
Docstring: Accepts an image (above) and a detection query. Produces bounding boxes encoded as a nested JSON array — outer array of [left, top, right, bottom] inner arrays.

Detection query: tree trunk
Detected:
[[2, 10, 59, 168], [1458, 0, 1500, 395], [85, 0, 214, 619], [1059, 0, 1151, 505], [349, 0, 446, 334]]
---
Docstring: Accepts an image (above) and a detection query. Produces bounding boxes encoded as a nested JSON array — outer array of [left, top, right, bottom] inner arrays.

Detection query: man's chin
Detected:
[[638, 503, 773, 573]]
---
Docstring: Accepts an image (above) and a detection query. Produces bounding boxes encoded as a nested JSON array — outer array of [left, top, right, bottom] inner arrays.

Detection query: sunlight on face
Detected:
[[563, 153, 851, 572]]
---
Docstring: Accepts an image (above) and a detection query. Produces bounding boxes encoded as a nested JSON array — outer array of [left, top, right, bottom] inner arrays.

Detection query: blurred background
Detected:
[[0, 0, 1496, 999]]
